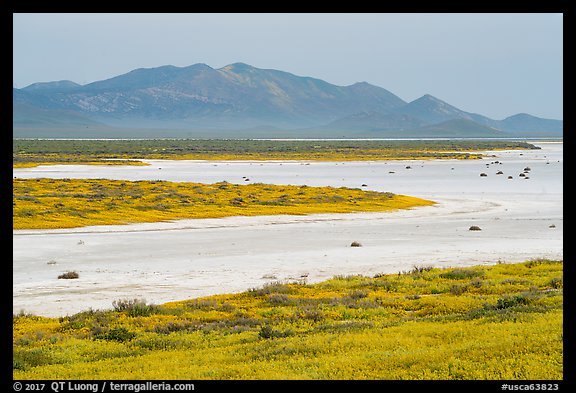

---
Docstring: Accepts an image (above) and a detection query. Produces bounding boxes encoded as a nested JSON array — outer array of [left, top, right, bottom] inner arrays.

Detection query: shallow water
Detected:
[[13, 143, 563, 316]]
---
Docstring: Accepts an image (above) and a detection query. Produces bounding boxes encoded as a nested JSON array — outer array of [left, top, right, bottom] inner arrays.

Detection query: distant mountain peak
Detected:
[[133, 64, 177, 71], [505, 113, 537, 120], [415, 94, 447, 104], [220, 62, 256, 73], [402, 94, 463, 113], [347, 81, 379, 91], [501, 112, 562, 133], [22, 80, 81, 91], [186, 63, 214, 70]]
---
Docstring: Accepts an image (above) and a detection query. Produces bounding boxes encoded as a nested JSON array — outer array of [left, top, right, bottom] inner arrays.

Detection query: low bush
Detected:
[[58, 271, 79, 279], [94, 327, 136, 343], [267, 293, 293, 305], [112, 299, 160, 317], [440, 269, 484, 280], [258, 325, 294, 339], [248, 282, 294, 296], [495, 295, 531, 310], [548, 277, 563, 289]]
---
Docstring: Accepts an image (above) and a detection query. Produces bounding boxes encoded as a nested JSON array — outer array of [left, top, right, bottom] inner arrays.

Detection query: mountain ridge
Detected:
[[13, 62, 562, 138]]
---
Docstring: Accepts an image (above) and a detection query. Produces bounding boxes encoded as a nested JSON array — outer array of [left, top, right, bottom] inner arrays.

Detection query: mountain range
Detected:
[[13, 62, 563, 138]]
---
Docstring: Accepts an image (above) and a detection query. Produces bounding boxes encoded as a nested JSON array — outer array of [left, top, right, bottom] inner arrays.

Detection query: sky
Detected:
[[13, 13, 563, 120]]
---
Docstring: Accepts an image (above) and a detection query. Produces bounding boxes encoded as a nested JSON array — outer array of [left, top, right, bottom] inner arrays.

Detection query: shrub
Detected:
[[548, 277, 563, 289], [13, 349, 52, 371], [267, 293, 292, 305], [112, 298, 144, 312], [450, 284, 467, 295], [440, 269, 484, 280], [248, 282, 293, 296], [14, 194, 36, 202], [350, 241, 362, 247], [524, 259, 562, 268], [500, 278, 532, 286], [58, 309, 114, 336], [228, 315, 261, 329], [333, 274, 364, 281], [469, 277, 483, 288], [302, 308, 325, 322], [112, 298, 160, 316], [94, 327, 136, 342], [400, 265, 434, 275], [182, 299, 234, 312], [184, 299, 218, 310], [258, 325, 294, 339], [14, 310, 34, 319], [495, 295, 531, 310], [410, 265, 434, 274], [229, 197, 244, 206], [152, 321, 195, 335], [58, 271, 79, 279], [468, 226, 482, 231], [369, 280, 397, 292], [348, 290, 369, 300], [127, 303, 159, 317]]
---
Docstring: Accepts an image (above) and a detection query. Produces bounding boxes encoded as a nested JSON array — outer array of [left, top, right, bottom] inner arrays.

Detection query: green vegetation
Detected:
[[13, 139, 540, 167], [13, 260, 562, 379]]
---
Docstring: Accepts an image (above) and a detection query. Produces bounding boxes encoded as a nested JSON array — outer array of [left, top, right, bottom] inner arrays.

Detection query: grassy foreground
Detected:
[[13, 178, 433, 229], [13, 259, 562, 379], [13, 139, 540, 167]]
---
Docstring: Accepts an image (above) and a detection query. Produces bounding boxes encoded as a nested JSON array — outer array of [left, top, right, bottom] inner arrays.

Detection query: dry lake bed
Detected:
[[13, 142, 563, 316]]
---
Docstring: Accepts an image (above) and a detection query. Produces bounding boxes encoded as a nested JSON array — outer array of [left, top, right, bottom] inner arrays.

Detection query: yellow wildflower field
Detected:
[[13, 178, 433, 229], [13, 260, 562, 379]]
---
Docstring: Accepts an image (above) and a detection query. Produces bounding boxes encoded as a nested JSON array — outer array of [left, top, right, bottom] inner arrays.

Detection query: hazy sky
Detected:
[[13, 13, 563, 120]]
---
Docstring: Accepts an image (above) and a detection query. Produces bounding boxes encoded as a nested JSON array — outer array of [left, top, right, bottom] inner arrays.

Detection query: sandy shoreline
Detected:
[[13, 143, 563, 317]]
